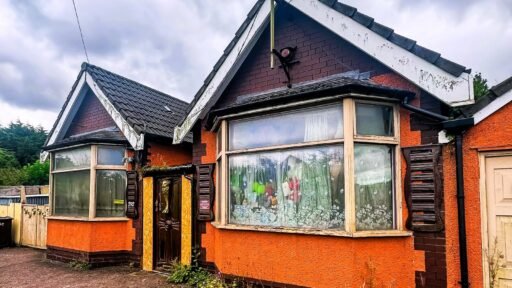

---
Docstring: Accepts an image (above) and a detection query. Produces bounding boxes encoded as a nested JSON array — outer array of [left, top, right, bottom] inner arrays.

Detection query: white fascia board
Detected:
[[289, 0, 474, 107], [85, 73, 144, 150], [41, 73, 88, 162], [173, 0, 272, 144], [473, 89, 512, 125]]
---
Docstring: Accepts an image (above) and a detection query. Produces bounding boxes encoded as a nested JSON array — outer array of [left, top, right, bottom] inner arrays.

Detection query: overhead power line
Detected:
[[72, 0, 90, 63]]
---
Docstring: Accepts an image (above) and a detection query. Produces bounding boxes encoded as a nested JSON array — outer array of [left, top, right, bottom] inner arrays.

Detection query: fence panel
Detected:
[[20, 204, 48, 249]]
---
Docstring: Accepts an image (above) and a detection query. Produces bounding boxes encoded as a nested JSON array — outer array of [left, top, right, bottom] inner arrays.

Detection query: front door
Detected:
[[485, 155, 512, 287], [155, 177, 181, 267]]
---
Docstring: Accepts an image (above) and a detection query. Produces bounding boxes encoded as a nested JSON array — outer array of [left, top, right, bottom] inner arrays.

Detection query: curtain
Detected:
[[96, 170, 127, 217], [53, 170, 90, 217]]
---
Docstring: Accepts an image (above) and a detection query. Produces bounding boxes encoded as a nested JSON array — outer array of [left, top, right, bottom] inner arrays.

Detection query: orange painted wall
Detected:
[[445, 101, 512, 287], [47, 219, 135, 252], [197, 72, 426, 287], [147, 141, 192, 167]]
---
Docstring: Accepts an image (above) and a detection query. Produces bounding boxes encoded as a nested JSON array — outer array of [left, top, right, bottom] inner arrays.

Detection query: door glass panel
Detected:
[[97, 146, 125, 166], [160, 179, 170, 214], [95, 170, 127, 217], [171, 180, 181, 220], [356, 103, 394, 136], [355, 144, 394, 230], [54, 147, 90, 171], [229, 104, 343, 150], [53, 170, 90, 217]]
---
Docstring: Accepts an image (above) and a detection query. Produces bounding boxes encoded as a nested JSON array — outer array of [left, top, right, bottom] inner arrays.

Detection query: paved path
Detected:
[[0, 247, 176, 288]]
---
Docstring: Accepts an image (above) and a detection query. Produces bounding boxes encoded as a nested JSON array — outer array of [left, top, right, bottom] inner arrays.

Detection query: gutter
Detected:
[[401, 98, 473, 288]]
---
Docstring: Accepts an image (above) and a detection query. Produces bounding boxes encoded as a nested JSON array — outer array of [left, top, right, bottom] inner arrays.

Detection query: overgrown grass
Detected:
[[167, 261, 237, 288]]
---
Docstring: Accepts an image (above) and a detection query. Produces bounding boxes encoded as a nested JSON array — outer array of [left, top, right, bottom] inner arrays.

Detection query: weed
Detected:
[[485, 238, 505, 288], [69, 260, 91, 271]]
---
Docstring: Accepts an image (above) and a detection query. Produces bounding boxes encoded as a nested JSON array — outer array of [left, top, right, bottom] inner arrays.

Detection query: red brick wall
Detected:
[[217, 5, 390, 108], [66, 91, 117, 137]]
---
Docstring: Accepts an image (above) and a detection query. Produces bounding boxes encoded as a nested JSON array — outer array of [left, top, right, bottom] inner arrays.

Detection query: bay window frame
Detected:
[[214, 97, 407, 237], [49, 144, 128, 221]]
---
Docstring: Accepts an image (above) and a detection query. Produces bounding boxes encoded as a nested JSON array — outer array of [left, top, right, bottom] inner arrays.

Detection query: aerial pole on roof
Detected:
[[270, 0, 275, 69]]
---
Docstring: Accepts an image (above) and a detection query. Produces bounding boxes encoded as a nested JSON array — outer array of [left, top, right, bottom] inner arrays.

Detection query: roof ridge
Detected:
[[82, 62, 190, 105]]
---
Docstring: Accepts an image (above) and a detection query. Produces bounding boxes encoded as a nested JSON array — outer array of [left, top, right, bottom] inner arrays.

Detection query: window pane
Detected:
[[53, 170, 90, 217], [229, 105, 343, 150], [54, 147, 90, 171], [96, 170, 127, 217], [355, 144, 394, 230], [356, 103, 394, 136], [97, 146, 125, 165], [217, 126, 222, 154], [229, 146, 344, 229]]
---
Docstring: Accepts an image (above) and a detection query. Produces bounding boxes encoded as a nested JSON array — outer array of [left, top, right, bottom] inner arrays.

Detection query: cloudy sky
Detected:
[[0, 0, 510, 130]]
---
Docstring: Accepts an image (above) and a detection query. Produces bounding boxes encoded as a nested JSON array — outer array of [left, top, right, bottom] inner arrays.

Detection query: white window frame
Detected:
[[48, 144, 129, 221], [214, 98, 408, 237]]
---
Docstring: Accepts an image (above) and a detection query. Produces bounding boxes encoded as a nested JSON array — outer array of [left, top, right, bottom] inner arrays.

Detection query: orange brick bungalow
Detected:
[[41, 63, 194, 267], [171, 1, 512, 287]]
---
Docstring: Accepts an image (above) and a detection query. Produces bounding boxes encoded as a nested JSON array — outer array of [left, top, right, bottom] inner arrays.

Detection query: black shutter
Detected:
[[125, 171, 139, 219], [403, 145, 443, 232], [196, 164, 215, 221]]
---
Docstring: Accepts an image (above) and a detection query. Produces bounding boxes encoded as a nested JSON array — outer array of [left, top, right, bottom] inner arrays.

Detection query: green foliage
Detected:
[[0, 167, 27, 186], [0, 148, 20, 168], [0, 121, 47, 166], [474, 72, 489, 101], [167, 261, 236, 288], [22, 160, 49, 185], [69, 260, 91, 271]]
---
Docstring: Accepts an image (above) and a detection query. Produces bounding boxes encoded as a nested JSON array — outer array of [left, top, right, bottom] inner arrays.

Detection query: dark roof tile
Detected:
[[388, 33, 416, 51], [352, 11, 374, 27], [412, 45, 441, 63], [370, 22, 394, 39], [332, 2, 357, 16], [433, 57, 467, 77]]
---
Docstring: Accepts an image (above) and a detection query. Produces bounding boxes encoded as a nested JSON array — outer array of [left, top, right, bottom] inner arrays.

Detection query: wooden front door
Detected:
[[155, 177, 181, 267], [485, 156, 512, 287]]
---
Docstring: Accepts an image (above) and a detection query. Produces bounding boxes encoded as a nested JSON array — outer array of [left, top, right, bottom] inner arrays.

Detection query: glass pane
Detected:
[[229, 145, 344, 229], [97, 146, 125, 165], [160, 179, 170, 214], [217, 126, 222, 154], [53, 170, 90, 217], [356, 103, 394, 136], [355, 144, 394, 230], [54, 147, 90, 171], [229, 105, 343, 150], [96, 170, 127, 217]]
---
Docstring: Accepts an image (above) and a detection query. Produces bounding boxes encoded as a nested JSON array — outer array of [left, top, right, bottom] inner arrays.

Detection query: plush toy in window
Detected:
[[288, 176, 301, 203]]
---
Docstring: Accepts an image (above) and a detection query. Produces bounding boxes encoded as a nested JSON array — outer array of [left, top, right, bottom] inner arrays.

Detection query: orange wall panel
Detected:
[[147, 141, 191, 167], [47, 219, 135, 252]]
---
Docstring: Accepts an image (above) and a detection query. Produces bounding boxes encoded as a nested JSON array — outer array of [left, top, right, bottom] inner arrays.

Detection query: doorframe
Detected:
[[479, 150, 512, 288], [153, 175, 182, 269]]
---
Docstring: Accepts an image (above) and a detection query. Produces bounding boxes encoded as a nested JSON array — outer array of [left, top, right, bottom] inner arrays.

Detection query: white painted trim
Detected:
[[85, 73, 144, 150], [173, 0, 272, 144], [42, 72, 145, 161], [289, 0, 473, 106], [473, 89, 512, 125]]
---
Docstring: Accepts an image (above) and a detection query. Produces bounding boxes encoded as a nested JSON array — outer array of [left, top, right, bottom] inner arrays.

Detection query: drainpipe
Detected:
[[455, 133, 469, 288], [401, 98, 472, 288]]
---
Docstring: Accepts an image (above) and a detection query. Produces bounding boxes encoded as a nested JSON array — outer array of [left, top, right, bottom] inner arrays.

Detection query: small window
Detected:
[[356, 103, 394, 136], [53, 170, 91, 217], [95, 170, 127, 217], [229, 105, 343, 150], [54, 147, 91, 171], [97, 146, 125, 165], [354, 144, 394, 230]]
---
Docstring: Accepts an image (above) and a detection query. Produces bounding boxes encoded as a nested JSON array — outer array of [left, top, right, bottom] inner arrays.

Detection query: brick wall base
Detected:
[[46, 246, 131, 268]]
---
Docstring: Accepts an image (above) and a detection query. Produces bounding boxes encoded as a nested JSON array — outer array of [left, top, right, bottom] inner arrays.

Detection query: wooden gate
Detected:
[[21, 204, 49, 249]]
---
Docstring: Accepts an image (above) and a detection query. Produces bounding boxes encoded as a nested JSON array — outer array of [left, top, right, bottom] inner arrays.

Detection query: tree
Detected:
[[0, 148, 20, 168], [474, 72, 489, 101], [0, 121, 47, 166], [22, 160, 50, 185]]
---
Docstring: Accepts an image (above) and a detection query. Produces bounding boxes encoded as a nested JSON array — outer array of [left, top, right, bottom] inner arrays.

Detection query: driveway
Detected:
[[0, 247, 176, 288]]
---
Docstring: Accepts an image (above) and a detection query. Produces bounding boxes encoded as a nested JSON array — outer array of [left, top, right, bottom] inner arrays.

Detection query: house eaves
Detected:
[[173, 0, 474, 143]]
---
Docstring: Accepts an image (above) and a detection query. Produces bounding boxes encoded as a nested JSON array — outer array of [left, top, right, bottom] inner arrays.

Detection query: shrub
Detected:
[[167, 261, 236, 288], [0, 167, 27, 185], [22, 160, 49, 185]]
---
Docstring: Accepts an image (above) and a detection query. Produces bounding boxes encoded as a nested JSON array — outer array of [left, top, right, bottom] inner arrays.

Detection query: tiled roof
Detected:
[[44, 127, 127, 150], [84, 63, 192, 142], [182, 0, 468, 125], [206, 73, 414, 126], [458, 76, 512, 117]]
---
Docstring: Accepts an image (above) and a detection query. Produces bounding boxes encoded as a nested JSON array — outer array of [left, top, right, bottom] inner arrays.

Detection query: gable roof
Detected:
[[43, 63, 191, 155], [173, 0, 474, 143], [458, 76, 512, 124]]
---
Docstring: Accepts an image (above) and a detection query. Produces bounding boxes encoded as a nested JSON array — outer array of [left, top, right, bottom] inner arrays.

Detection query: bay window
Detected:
[[216, 98, 401, 234], [51, 145, 127, 219]]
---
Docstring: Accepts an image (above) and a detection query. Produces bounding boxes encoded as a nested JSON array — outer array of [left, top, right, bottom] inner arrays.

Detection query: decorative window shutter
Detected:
[[196, 164, 215, 221], [125, 171, 139, 219], [402, 145, 444, 232]]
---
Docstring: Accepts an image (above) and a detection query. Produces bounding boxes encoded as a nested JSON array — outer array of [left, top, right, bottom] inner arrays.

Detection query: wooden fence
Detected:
[[0, 203, 48, 249]]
